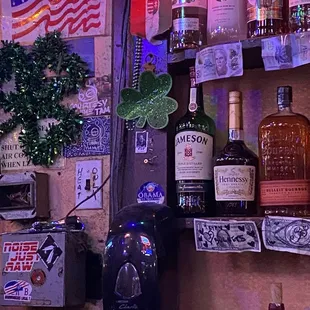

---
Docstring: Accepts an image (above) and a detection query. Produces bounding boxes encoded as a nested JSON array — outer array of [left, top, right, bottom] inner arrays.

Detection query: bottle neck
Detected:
[[228, 102, 243, 142], [187, 83, 204, 113], [278, 103, 292, 112]]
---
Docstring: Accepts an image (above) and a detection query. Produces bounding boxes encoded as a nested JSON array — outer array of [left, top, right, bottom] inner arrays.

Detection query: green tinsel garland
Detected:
[[0, 31, 88, 166]]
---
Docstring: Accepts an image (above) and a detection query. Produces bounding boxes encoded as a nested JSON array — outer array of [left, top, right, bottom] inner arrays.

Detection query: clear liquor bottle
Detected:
[[247, 0, 288, 37], [258, 86, 310, 216], [289, 1, 310, 32], [207, 0, 247, 45], [175, 67, 215, 217], [214, 91, 258, 217], [268, 283, 285, 310], [170, 0, 207, 52]]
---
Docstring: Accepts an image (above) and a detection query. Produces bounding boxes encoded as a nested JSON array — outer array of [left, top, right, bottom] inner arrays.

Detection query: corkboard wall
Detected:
[[176, 66, 310, 310], [0, 1, 112, 310]]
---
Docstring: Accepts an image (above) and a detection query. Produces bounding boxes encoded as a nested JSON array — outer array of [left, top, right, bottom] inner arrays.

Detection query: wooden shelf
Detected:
[[177, 216, 264, 230], [168, 37, 265, 75]]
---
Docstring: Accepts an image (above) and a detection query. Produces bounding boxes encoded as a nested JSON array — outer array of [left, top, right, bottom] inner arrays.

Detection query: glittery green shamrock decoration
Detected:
[[0, 31, 88, 166], [117, 71, 178, 129]]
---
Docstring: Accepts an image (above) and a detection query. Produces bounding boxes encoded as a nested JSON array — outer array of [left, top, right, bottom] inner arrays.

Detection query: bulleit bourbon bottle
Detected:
[[258, 86, 310, 216]]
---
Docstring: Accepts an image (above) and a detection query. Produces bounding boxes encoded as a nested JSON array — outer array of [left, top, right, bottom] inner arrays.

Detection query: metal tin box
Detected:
[[0, 231, 86, 307]]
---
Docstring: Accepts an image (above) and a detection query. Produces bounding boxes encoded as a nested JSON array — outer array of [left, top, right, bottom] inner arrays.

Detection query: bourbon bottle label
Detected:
[[260, 180, 310, 206], [175, 131, 213, 180], [214, 165, 256, 201], [247, 0, 283, 22], [172, 0, 207, 9]]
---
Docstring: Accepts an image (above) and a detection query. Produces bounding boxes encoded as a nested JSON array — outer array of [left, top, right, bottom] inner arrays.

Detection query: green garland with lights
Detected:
[[0, 31, 88, 166]]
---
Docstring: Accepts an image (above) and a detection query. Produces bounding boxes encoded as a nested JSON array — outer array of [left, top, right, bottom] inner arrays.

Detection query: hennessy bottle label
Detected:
[[214, 165, 256, 201]]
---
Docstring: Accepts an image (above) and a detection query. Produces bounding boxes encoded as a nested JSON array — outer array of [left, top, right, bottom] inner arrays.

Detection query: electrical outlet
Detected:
[[75, 160, 103, 210]]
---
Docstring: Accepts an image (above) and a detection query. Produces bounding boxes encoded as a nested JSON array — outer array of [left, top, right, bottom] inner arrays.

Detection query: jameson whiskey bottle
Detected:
[[247, 0, 288, 37], [268, 283, 285, 310], [175, 67, 215, 217], [289, 0, 310, 32], [170, 0, 207, 52], [214, 91, 258, 216], [258, 86, 310, 217]]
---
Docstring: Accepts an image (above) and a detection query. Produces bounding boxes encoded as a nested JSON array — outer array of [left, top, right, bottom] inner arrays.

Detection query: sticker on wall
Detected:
[[64, 116, 111, 157], [4, 280, 32, 302], [137, 182, 165, 204], [3, 241, 40, 273], [76, 160, 103, 210], [135, 131, 149, 154], [69, 76, 111, 116], [1, 0, 108, 43], [37, 235, 63, 272]]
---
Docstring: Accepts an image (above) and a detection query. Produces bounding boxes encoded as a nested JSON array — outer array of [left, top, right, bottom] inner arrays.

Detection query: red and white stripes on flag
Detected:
[[0, 0, 107, 43]]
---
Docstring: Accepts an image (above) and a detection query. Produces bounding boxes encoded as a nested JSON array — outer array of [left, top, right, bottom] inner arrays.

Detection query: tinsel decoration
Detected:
[[117, 71, 178, 129], [0, 31, 88, 166]]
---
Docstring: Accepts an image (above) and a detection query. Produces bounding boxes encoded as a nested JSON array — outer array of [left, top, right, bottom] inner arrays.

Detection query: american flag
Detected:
[[1, 0, 107, 42]]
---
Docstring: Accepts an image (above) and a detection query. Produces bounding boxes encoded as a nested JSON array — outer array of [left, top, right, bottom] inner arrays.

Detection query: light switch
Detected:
[[75, 160, 103, 210]]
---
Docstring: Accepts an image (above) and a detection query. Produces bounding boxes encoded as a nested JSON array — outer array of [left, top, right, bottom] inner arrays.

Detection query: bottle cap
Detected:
[[229, 91, 241, 104], [277, 86, 292, 106], [271, 283, 283, 304]]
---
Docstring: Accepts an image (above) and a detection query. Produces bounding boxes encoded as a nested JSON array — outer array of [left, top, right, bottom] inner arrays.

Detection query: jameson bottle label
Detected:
[[172, 0, 207, 9], [214, 165, 256, 201], [247, 0, 283, 22], [260, 180, 310, 206], [175, 131, 213, 180]]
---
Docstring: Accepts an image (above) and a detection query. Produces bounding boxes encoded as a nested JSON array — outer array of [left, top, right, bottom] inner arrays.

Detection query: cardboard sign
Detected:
[[3, 241, 40, 272], [0, 120, 65, 171]]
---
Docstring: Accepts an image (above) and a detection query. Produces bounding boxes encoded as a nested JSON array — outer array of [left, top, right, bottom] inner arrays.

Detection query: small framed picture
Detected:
[[135, 131, 148, 154]]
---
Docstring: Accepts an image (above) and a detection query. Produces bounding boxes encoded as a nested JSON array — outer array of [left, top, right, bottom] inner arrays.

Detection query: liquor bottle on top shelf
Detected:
[[289, 0, 310, 32], [175, 67, 216, 217], [268, 283, 285, 310], [247, 0, 288, 37], [207, 0, 247, 45], [258, 86, 310, 217], [170, 0, 207, 52], [214, 91, 258, 217]]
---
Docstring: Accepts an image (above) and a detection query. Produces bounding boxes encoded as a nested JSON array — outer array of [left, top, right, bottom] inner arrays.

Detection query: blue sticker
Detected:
[[4, 280, 32, 302], [64, 116, 110, 157], [137, 182, 165, 204]]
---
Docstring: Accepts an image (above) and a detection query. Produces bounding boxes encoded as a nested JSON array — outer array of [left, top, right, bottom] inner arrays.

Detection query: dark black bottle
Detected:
[[214, 91, 258, 216], [174, 67, 216, 217]]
